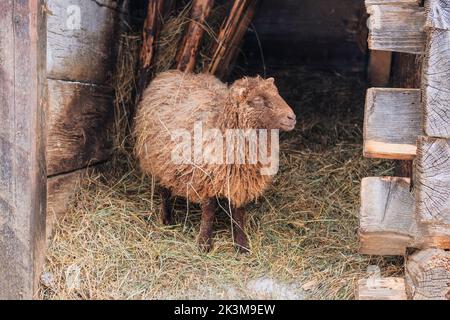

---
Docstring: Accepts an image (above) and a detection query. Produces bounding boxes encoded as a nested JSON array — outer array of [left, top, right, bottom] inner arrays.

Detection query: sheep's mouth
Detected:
[[279, 121, 296, 131]]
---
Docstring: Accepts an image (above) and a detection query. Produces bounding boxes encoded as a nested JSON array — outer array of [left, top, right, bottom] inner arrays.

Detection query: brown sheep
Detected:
[[134, 70, 296, 252]]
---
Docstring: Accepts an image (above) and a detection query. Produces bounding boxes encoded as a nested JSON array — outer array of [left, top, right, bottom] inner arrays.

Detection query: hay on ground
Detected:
[[38, 65, 403, 300]]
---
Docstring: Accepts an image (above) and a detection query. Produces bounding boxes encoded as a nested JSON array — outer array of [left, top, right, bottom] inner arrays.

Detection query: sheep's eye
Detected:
[[252, 96, 266, 108]]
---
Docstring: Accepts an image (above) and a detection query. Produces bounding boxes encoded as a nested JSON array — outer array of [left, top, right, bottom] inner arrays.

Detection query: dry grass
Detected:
[[38, 65, 404, 300], [153, 2, 228, 74]]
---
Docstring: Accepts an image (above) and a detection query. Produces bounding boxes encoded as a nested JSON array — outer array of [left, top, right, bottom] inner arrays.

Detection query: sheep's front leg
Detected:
[[161, 187, 174, 225], [232, 206, 249, 253], [198, 198, 216, 252]]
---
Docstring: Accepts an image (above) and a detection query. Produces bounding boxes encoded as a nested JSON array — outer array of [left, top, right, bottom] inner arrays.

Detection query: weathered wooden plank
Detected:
[[176, 0, 214, 72], [359, 177, 450, 255], [360, 177, 416, 255], [356, 277, 407, 300], [416, 136, 450, 225], [47, 0, 119, 84], [363, 88, 421, 160], [368, 50, 392, 87], [425, 0, 450, 30], [47, 79, 113, 176], [136, 0, 164, 104], [366, 4, 426, 54], [422, 29, 450, 138], [46, 170, 84, 240], [405, 249, 450, 300], [0, 0, 47, 299]]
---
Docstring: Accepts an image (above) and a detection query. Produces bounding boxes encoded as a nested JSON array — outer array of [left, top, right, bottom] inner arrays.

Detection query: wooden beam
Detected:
[[47, 79, 114, 176], [206, 0, 258, 79], [366, 4, 426, 54], [405, 249, 450, 300], [425, 0, 450, 30], [360, 177, 416, 255], [368, 50, 392, 87], [356, 277, 407, 300], [176, 0, 214, 72], [363, 88, 421, 160], [416, 136, 450, 226], [359, 177, 450, 255], [47, 0, 121, 85], [422, 29, 450, 138], [0, 0, 47, 299], [136, 0, 164, 103]]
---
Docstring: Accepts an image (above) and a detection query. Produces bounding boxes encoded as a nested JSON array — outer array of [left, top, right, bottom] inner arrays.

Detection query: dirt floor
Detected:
[[38, 67, 404, 300]]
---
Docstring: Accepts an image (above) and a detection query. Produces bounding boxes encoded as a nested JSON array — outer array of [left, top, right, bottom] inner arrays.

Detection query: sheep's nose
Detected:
[[287, 114, 296, 121]]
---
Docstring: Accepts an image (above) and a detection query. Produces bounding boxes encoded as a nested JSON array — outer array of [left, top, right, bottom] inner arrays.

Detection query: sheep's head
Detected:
[[230, 76, 296, 131]]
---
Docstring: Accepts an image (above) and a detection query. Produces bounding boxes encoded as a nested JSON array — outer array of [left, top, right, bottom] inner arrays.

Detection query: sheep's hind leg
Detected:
[[198, 198, 216, 252], [161, 187, 174, 225], [231, 206, 250, 253]]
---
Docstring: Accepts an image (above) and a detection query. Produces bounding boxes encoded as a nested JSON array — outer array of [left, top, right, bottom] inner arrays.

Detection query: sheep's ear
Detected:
[[236, 87, 247, 98], [266, 77, 275, 85], [231, 85, 248, 99]]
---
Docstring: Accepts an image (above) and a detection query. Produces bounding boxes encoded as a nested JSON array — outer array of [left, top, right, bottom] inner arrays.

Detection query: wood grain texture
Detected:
[[360, 177, 416, 255], [176, 0, 214, 72], [364, 88, 422, 160], [136, 0, 164, 103], [425, 0, 450, 30], [206, 0, 258, 79], [366, 4, 426, 54], [359, 177, 450, 255], [391, 52, 422, 178], [368, 50, 392, 87], [422, 29, 450, 138], [0, 0, 47, 299], [46, 170, 83, 240], [356, 277, 407, 300], [416, 136, 450, 225], [47, 79, 113, 176], [405, 249, 450, 300], [47, 0, 120, 84]]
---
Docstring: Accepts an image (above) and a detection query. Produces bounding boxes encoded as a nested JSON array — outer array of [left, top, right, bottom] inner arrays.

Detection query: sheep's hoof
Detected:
[[161, 215, 174, 226]]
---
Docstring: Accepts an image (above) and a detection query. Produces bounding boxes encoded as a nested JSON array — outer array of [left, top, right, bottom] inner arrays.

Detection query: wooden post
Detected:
[[176, 0, 214, 72], [0, 0, 47, 299], [136, 0, 164, 102], [206, 0, 258, 79], [422, 29, 450, 138]]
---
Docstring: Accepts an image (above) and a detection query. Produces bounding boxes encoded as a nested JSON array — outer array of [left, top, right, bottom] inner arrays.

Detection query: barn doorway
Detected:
[[38, 0, 405, 300]]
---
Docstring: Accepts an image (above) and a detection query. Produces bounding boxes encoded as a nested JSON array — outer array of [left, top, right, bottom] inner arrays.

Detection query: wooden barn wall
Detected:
[[240, 0, 366, 70], [45, 0, 128, 234], [46, 0, 127, 177]]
